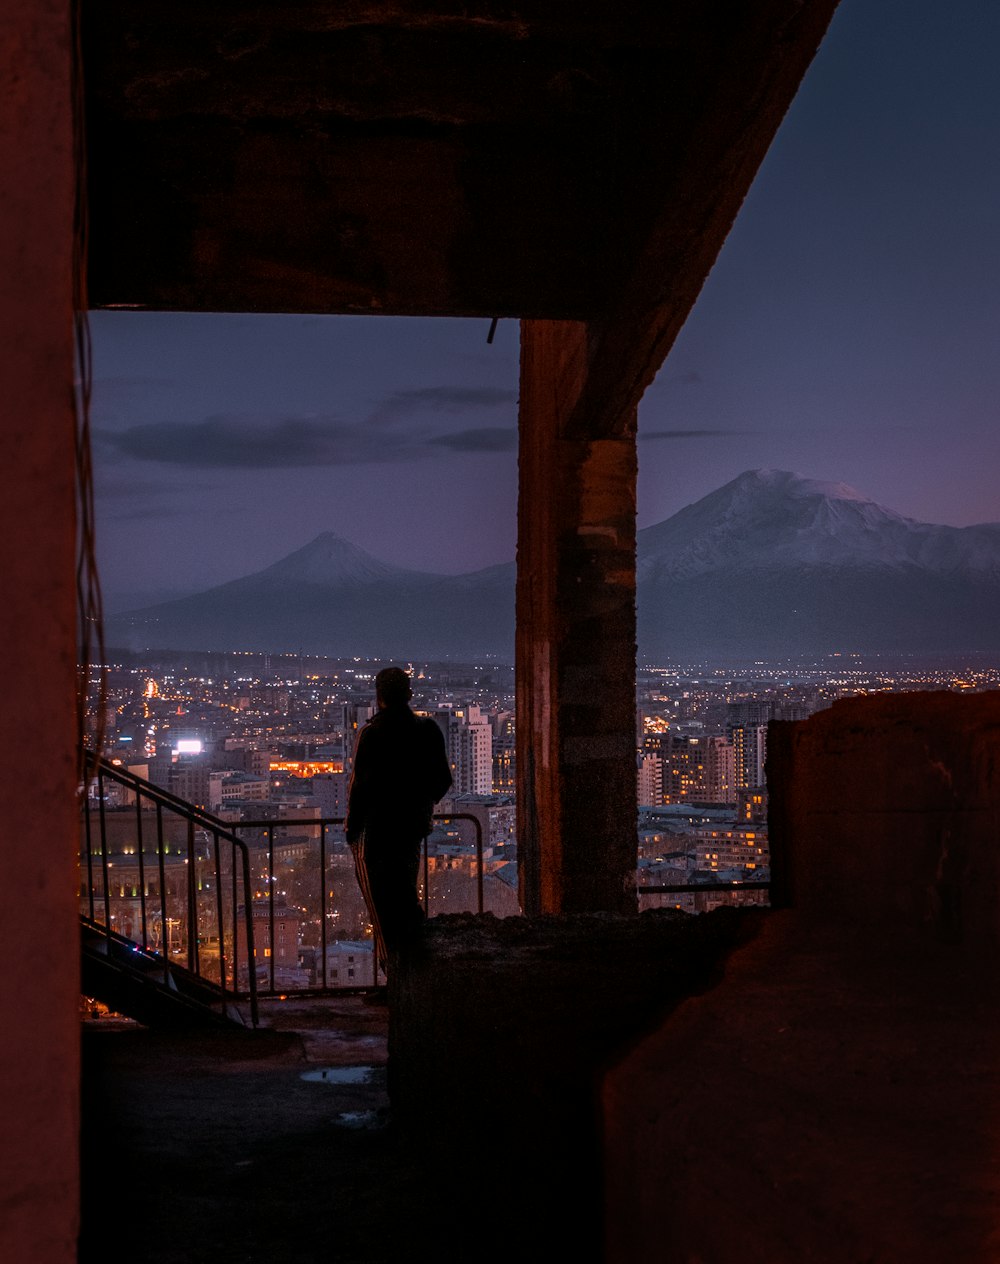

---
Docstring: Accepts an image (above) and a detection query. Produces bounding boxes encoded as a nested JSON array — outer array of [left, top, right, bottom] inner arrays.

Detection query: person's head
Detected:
[[375, 666, 413, 709]]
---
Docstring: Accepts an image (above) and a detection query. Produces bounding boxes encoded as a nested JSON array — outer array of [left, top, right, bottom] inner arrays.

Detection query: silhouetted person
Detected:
[[346, 666, 452, 974]]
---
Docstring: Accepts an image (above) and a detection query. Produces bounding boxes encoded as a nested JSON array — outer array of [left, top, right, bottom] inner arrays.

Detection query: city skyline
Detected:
[[91, 0, 1000, 610]]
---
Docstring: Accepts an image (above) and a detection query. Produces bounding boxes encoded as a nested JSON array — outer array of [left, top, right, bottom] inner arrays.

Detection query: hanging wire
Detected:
[[72, 0, 107, 782]]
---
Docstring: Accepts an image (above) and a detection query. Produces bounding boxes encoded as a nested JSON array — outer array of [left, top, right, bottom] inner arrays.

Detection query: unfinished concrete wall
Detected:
[[603, 692, 1000, 1263], [0, 2, 79, 1260], [768, 690, 1000, 957]]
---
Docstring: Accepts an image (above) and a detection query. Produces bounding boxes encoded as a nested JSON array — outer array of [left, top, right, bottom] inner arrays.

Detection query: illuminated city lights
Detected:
[[81, 648, 1000, 970]]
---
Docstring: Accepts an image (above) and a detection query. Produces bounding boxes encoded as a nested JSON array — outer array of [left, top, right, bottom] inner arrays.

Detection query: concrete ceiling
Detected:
[[83, 1, 839, 320]]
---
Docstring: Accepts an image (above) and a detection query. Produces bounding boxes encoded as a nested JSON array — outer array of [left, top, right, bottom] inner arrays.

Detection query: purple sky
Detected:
[[92, 0, 1000, 611]]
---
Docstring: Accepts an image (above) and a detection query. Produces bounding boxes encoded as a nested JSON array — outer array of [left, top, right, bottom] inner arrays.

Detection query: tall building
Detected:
[[340, 702, 375, 773], [641, 733, 690, 804], [703, 735, 736, 804], [491, 712, 516, 793], [737, 788, 768, 825], [637, 753, 662, 806], [166, 757, 213, 810], [641, 732, 736, 805], [732, 723, 768, 791], [310, 771, 349, 820], [434, 705, 493, 796], [726, 699, 774, 730]]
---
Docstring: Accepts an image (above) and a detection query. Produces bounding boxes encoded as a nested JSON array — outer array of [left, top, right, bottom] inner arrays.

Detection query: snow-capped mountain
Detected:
[[637, 469, 1000, 580], [636, 470, 1000, 659], [106, 471, 1000, 660]]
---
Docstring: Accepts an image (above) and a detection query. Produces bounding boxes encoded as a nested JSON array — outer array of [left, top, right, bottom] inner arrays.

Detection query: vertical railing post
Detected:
[[83, 753, 96, 921], [186, 818, 198, 974], [231, 834, 241, 996], [267, 824, 275, 995], [319, 824, 328, 990], [241, 841, 259, 1027], [156, 802, 169, 985], [135, 789, 148, 948], [97, 765, 112, 938], [213, 830, 226, 994]]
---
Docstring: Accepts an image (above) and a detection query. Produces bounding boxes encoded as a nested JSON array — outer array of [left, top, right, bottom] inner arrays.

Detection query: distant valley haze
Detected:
[[105, 470, 1000, 662]]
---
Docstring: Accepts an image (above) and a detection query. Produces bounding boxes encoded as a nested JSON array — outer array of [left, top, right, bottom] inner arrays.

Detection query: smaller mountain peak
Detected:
[[261, 530, 405, 585]]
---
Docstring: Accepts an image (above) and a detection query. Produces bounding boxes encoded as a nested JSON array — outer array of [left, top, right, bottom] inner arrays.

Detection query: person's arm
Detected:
[[344, 727, 369, 843]]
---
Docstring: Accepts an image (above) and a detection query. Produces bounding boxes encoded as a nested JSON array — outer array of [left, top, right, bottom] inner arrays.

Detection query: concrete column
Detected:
[[0, 3, 79, 1261], [516, 320, 637, 915]]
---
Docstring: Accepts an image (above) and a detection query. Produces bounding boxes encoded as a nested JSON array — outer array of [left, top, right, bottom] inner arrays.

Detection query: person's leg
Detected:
[[364, 834, 424, 954], [349, 834, 388, 972]]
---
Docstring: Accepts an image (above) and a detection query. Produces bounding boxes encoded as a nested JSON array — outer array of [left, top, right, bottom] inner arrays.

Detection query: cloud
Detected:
[[95, 404, 521, 469], [640, 429, 749, 442], [98, 414, 423, 468], [368, 385, 516, 425], [92, 376, 519, 470], [428, 427, 517, 452]]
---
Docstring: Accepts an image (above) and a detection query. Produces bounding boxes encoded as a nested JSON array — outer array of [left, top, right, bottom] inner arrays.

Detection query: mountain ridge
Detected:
[[106, 470, 1000, 659], [637, 469, 1000, 579]]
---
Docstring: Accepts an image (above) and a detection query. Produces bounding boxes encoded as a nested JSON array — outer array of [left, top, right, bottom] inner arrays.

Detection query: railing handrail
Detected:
[[229, 811, 486, 994], [82, 755, 489, 1001], [85, 756, 760, 989], [83, 751, 251, 838], [638, 881, 771, 894], [81, 750, 259, 1026]]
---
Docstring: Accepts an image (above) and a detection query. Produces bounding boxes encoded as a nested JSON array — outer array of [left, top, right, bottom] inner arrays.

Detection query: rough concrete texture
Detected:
[[768, 690, 1000, 956], [604, 916, 1000, 1264], [83, 3, 840, 319], [0, 3, 79, 1262], [604, 693, 1000, 1263], [389, 908, 761, 1260]]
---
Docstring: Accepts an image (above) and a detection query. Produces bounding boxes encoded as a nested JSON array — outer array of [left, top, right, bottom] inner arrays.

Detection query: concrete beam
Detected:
[[565, 0, 841, 437], [83, 2, 840, 319], [516, 320, 637, 915]]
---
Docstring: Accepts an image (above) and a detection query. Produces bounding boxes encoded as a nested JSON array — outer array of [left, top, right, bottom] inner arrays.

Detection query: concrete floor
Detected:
[[79, 994, 429, 1264]]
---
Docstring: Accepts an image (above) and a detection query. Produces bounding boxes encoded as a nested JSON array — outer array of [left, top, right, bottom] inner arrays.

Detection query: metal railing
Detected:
[[231, 812, 485, 996], [81, 752, 487, 1003], [636, 878, 771, 913], [83, 754, 764, 1005], [81, 751, 259, 1026]]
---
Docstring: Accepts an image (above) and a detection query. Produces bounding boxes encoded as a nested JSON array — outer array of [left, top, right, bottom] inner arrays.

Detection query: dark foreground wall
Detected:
[[389, 908, 759, 1262], [768, 690, 1000, 956], [603, 692, 1000, 1263], [0, 4, 80, 1262]]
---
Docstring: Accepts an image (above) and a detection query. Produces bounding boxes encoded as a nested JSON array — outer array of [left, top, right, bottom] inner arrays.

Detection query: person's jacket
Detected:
[[345, 705, 453, 842]]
